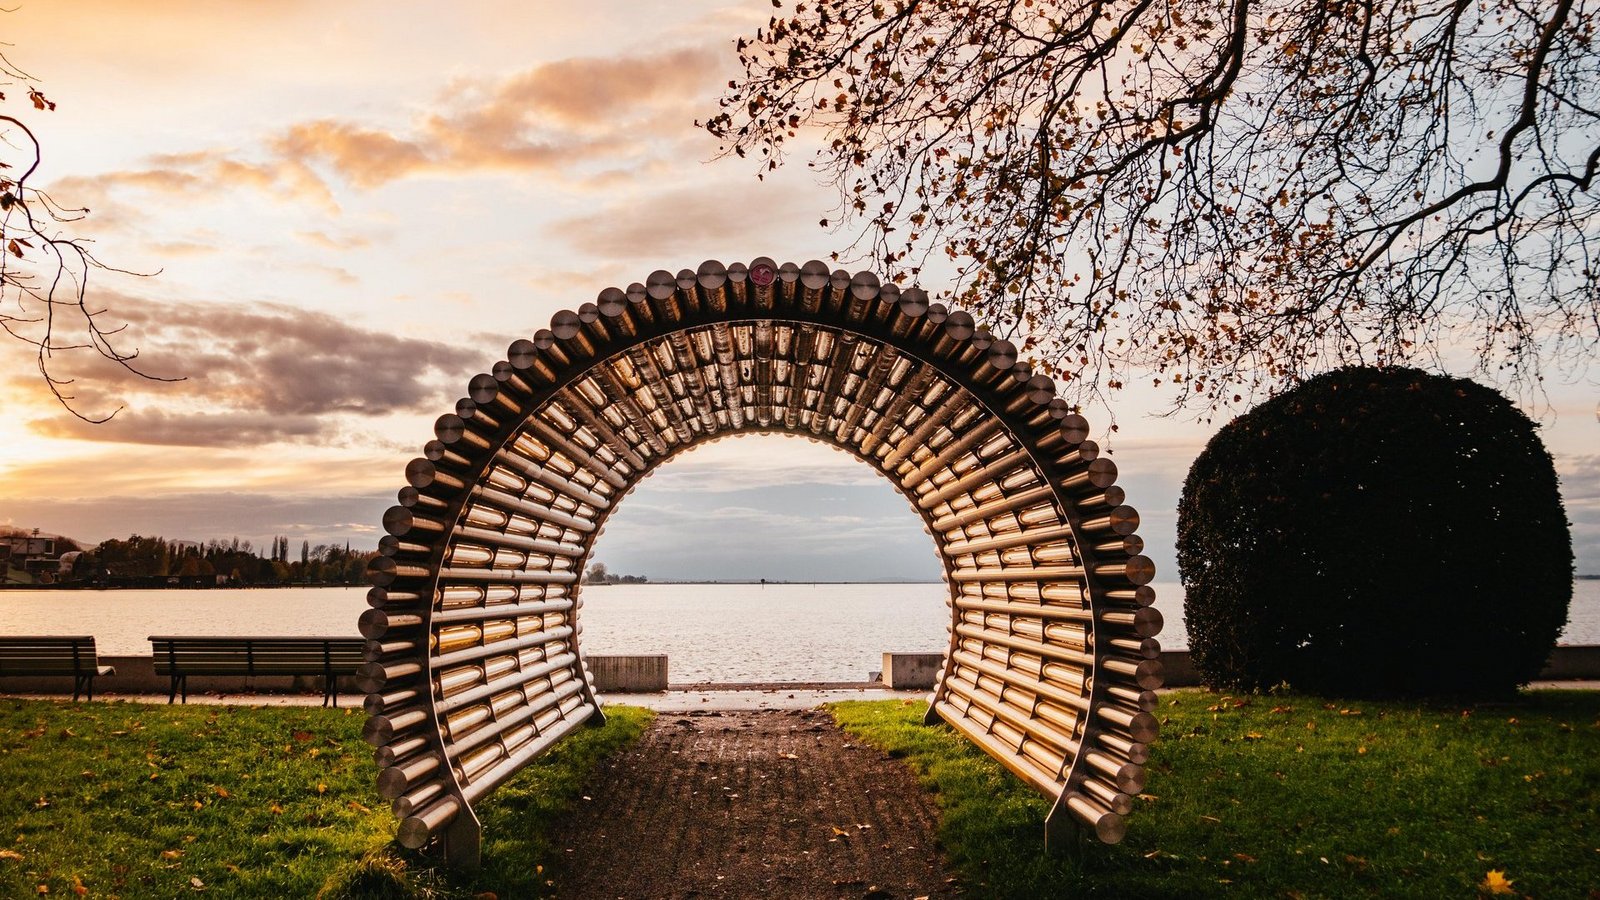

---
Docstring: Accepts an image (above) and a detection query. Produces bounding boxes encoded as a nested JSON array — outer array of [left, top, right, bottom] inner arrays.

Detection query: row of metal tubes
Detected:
[[431, 643, 566, 698], [932, 485, 1057, 532], [557, 392, 647, 471], [941, 672, 1147, 802], [952, 595, 1163, 638], [944, 558, 1153, 584], [958, 539, 1079, 570], [392, 696, 590, 849], [934, 699, 1063, 800], [955, 636, 1159, 719], [452, 525, 582, 560], [879, 381, 969, 470], [918, 438, 1101, 514], [958, 635, 1087, 695], [950, 647, 1088, 714], [957, 609, 1160, 660], [589, 365, 672, 457], [458, 697, 593, 803], [454, 690, 588, 789], [444, 675, 584, 761], [956, 622, 1164, 691], [425, 613, 568, 659], [440, 664, 575, 739], [954, 621, 1094, 669], [935, 462, 1119, 535], [942, 666, 1079, 780], [951, 595, 1164, 638], [936, 510, 1109, 558], [434, 651, 579, 716], [469, 484, 595, 534], [535, 371, 996, 494], [434, 567, 580, 585], [519, 418, 630, 491], [946, 660, 1084, 744], [956, 622, 1163, 699], [901, 418, 1006, 491], [915, 448, 1034, 510], [960, 578, 1155, 611], [860, 365, 939, 457], [832, 360, 886, 443], [429, 598, 573, 628], [492, 444, 611, 510], [430, 625, 574, 671]]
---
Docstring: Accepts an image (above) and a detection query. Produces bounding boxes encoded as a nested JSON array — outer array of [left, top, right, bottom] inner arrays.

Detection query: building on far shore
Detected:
[[1, 529, 83, 585]]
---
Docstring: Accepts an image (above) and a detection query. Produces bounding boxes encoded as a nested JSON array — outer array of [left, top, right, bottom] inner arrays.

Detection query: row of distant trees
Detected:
[[582, 562, 647, 586], [77, 535, 374, 586]]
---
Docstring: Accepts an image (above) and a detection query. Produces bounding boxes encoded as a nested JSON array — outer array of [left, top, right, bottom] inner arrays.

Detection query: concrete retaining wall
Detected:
[[588, 654, 668, 692], [4, 647, 1595, 698], [882, 652, 943, 689]]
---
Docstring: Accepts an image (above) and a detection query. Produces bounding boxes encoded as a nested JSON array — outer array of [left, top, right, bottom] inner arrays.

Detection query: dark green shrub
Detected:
[[1177, 366, 1572, 697]]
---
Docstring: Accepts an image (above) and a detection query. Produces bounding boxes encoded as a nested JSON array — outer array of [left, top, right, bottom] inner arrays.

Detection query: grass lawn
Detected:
[[0, 698, 651, 899], [833, 690, 1600, 898], [4, 692, 1597, 898]]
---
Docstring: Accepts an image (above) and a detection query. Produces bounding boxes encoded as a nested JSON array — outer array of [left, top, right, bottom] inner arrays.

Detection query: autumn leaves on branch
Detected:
[[707, 0, 1600, 410]]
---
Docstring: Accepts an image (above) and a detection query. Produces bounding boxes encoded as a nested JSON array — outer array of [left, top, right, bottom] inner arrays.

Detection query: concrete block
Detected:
[[588, 654, 668, 692], [882, 652, 943, 689]]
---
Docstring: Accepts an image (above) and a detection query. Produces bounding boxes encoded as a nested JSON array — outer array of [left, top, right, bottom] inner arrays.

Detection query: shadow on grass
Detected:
[[319, 705, 653, 899]]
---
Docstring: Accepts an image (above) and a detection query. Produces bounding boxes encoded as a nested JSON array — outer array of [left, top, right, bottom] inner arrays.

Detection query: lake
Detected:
[[3, 579, 1598, 683]]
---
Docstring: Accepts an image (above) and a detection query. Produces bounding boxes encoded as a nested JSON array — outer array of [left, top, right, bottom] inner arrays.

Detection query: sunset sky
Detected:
[[1, 1, 1596, 581]]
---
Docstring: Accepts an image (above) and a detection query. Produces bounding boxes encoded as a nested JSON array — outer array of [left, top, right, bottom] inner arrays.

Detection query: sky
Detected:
[[1, 1, 1596, 582]]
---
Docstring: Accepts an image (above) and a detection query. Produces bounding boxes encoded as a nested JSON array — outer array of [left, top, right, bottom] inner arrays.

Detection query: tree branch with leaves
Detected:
[[1, 44, 172, 421], [706, 0, 1600, 410]]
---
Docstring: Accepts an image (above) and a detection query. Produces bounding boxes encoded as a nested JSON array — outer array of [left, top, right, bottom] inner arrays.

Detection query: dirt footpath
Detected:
[[554, 708, 960, 899]]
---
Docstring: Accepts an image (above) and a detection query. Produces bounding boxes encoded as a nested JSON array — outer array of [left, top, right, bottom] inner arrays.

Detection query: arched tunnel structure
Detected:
[[358, 258, 1163, 867]]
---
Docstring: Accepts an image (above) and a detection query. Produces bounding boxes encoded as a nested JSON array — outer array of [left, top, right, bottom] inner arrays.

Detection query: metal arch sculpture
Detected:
[[357, 258, 1163, 867]]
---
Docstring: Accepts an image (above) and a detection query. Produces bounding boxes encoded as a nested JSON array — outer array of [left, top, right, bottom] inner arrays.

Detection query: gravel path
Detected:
[[553, 708, 959, 899]]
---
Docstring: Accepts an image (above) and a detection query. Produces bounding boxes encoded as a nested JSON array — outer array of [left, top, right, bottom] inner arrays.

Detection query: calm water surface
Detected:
[[3, 580, 1597, 682]]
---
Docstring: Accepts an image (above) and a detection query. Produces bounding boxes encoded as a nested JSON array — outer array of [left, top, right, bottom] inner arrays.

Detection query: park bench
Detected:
[[0, 636, 116, 701], [149, 635, 365, 706]]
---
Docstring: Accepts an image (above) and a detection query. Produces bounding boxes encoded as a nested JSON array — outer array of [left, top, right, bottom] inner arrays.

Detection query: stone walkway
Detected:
[[553, 708, 959, 899]]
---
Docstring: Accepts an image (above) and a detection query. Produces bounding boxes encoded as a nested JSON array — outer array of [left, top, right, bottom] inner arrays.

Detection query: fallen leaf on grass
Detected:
[[269, 803, 284, 815], [1199, 815, 1221, 824], [190, 876, 205, 890], [291, 731, 313, 742], [160, 850, 183, 861], [1480, 870, 1514, 895], [316, 783, 327, 794], [347, 801, 371, 813], [214, 788, 229, 799], [1270, 706, 1293, 714], [70, 876, 86, 896], [1244, 732, 1264, 741], [1233, 853, 1256, 863], [0, 850, 22, 862]]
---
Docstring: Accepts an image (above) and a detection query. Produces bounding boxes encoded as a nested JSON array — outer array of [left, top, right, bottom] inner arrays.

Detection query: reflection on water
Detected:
[[2, 579, 1596, 682]]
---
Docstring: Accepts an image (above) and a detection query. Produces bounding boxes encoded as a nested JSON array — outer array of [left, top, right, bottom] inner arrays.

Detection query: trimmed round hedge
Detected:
[[1177, 366, 1572, 697]]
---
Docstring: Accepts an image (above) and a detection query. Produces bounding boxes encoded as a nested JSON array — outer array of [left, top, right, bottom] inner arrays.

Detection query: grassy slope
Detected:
[[0, 699, 652, 899], [832, 691, 1600, 899]]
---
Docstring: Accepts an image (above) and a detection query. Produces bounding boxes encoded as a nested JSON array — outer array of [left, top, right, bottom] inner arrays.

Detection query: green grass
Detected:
[[832, 691, 1600, 899], [0, 698, 651, 899]]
